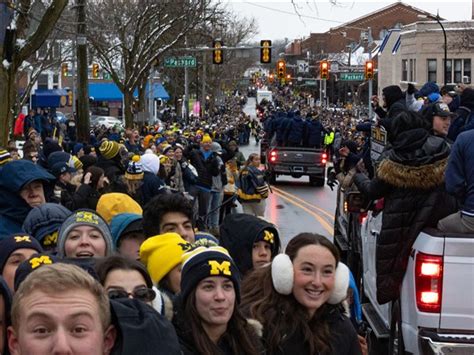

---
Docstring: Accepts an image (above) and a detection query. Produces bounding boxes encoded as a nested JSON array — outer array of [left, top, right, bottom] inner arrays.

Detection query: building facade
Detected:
[[378, 20, 474, 95]]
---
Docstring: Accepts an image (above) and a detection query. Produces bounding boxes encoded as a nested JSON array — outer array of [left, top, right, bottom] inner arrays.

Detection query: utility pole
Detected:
[[183, 36, 189, 122], [76, 0, 89, 141], [71, 37, 76, 116], [201, 51, 206, 117]]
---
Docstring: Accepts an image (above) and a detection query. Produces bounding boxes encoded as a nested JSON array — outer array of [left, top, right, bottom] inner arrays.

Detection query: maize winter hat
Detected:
[[99, 140, 120, 160], [125, 155, 144, 180]]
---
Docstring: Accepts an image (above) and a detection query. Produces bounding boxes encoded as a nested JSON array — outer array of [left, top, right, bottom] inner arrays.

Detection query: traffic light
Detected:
[[67, 91, 73, 106], [212, 40, 223, 65], [61, 63, 68, 77], [365, 60, 374, 80], [260, 40, 272, 64], [277, 59, 286, 79], [320, 60, 329, 80], [92, 63, 99, 78]]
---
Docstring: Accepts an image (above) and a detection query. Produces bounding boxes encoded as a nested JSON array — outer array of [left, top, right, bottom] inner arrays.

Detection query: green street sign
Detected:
[[305, 80, 318, 86], [164, 56, 196, 68], [340, 72, 365, 81]]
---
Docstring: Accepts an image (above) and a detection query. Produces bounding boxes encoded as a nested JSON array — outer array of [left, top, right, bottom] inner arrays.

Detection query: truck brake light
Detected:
[[321, 153, 328, 164], [415, 252, 443, 313], [269, 150, 278, 163], [358, 211, 368, 225]]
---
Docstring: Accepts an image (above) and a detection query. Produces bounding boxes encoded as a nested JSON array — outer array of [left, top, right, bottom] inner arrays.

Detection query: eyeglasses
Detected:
[[108, 287, 156, 303]]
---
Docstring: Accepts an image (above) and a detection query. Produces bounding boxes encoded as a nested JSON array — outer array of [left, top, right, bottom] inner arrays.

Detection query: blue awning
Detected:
[[89, 82, 170, 101], [32, 89, 68, 108], [89, 82, 123, 101]]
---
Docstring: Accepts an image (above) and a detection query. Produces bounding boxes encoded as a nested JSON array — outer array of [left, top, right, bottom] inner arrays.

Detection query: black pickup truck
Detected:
[[264, 143, 327, 186]]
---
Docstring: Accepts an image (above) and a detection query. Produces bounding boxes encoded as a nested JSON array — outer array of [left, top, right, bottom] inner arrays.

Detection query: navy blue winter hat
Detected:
[[0, 233, 43, 273], [47, 151, 71, 169], [417, 81, 440, 98], [180, 246, 241, 303], [23, 203, 72, 245]]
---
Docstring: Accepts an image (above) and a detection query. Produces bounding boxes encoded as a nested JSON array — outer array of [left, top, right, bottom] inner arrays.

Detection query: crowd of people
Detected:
[[0, 78, 472, 354], [0, 92, 367, 354]]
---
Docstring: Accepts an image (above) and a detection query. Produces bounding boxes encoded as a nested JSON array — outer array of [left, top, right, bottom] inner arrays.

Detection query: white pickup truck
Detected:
[[360, 210, 474, 354]]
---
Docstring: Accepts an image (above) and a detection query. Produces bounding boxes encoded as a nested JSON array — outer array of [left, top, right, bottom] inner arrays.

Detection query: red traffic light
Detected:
[[320, 60, 329, 80]]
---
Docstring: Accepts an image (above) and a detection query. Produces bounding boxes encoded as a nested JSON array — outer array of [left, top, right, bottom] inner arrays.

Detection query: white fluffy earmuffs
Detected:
[[271, 253, 350, 305]]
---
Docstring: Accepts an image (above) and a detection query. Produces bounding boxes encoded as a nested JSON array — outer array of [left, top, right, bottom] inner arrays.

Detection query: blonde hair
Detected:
[[12, 263, 111, 331]]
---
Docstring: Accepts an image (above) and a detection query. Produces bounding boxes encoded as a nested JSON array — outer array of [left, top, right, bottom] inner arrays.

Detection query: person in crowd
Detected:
[[0, 276, 11, 354], [219, 213, 280, 277], [96, 255, 156, 306], [96, 139, 127, 190], [50, 161, 77, 206], [372, 85, 406, 131], [0, 160, 55, 238], [72, 143, 85, 158], [0, 148, 12, 168], [438, 128, 474, 233], [110, 213, 145, 260], [96, 192, 143, 224], [22, 203, 72, 252], [284, 110, 305, 147], [22, 109, 35, 140], [421, 102, 455, 138], [168, 146, 185, 193], [21, 141, 39, 164], [174, 144, 198, 192], [208, 142, 226, 237], [140, 233, 191, 307], [0, 234, 43, 292], [56, 209, 114, 258], [220, 157, 239, 223], [7, 146, 20, 160], [241, 233, 360, 354], [188, 134, 221, 231], [123, 155, 145, 205], [448, 87, 474, 141], [224, 140, 245, 168], [353, 110, 457, 305], [174, 246, 262, 354], [67, 166, 106, 211], [125, 129, 142, 154], [304, 113, 325, 148], [237, 153, 268, 217], [7, 263, 116, 354], [143, 193, 196, 243], [140, 152, 166, 205]]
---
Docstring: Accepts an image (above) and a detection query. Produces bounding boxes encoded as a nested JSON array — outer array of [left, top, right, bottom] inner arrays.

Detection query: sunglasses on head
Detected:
[[108, 287, 156, 302]]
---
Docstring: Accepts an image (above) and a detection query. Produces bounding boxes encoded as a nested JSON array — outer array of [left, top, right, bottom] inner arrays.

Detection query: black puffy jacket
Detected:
[[188, 149, 220, 189], [354, 128, 457, 304]]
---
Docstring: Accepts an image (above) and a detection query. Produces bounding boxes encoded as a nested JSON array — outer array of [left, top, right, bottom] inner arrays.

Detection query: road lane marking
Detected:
[[272, 190, 333, 235], [272, 186, 334, 222]]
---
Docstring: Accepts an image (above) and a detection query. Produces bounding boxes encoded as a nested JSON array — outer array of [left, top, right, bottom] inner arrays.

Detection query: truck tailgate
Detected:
[[273, 148, 323, 165], [440, 235, 474, 330]]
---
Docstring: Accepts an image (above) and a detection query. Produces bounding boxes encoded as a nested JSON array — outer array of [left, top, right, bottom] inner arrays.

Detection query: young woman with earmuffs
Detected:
[[240, 233, 362, 355]]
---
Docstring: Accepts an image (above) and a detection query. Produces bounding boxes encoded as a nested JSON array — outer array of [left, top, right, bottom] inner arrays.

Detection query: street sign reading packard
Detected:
[[340, 72, 365, 81], [370, 125, 387, 162], [164, 56, 196, 68]]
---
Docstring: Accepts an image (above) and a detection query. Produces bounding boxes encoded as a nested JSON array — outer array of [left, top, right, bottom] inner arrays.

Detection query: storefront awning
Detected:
[[89, 82, 170, 102], [32, 89, 68, 108]]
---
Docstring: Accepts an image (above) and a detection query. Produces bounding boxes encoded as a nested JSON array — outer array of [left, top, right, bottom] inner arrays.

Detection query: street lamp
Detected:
[[418, 13, 447, 86]]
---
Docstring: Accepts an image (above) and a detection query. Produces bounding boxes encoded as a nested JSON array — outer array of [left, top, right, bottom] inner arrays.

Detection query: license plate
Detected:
[[293, 166, 304, 172]]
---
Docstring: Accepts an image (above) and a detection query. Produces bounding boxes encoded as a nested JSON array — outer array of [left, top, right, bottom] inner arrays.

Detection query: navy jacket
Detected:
[[304, 119, 324, 148], [285, 115, 305, 145], [445, 129, 474, 214]]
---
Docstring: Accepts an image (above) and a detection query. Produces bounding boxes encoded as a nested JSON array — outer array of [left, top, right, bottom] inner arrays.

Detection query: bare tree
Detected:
[[87, 0, 216, 127], [0, 0, 68, 146]]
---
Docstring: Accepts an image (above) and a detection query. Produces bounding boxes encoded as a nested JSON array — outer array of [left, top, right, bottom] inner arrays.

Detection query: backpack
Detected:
[[449, 106, 474, 141]]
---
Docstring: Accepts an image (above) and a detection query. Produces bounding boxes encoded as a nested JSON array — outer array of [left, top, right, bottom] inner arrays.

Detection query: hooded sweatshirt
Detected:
[[219, 213, 280, 275]]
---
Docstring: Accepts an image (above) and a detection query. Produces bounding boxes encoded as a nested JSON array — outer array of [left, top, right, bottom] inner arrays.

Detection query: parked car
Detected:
[[91, 116, 122, 128]]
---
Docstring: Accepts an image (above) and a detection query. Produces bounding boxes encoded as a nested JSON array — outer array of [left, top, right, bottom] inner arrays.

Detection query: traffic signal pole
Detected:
[[76, 0, 90, 141], [367, 27, 373, 120], [184, 36, 189, 121]]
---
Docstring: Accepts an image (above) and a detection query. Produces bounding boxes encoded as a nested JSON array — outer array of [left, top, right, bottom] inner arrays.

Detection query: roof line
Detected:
[[329, 1, 439, 32]]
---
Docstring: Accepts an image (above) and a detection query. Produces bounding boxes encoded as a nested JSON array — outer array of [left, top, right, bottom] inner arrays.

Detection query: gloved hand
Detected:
[[407, 83, 416, 95], [326, 168, 338, 191]]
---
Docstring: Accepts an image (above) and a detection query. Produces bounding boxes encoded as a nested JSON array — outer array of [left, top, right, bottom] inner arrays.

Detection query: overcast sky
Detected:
[[224, 0, 473, 41]]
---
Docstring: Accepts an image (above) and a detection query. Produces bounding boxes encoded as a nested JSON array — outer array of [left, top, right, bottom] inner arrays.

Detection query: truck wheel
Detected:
[[389, 299, 406, 355]]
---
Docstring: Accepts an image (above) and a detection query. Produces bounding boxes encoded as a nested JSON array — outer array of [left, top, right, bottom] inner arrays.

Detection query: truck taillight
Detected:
[[415, 252, 443, 313], [321, 152, 328, 164], [358, 211, 368, 225], [269, 150, 278, 163]]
